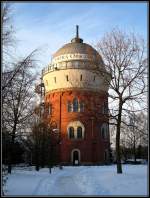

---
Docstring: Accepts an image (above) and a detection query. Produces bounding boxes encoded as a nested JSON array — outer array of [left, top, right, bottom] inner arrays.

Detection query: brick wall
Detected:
[[45, 89, 110, 165]]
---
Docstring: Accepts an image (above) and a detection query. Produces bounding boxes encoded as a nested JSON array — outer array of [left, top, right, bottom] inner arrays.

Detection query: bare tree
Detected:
[[2, 49, 38, 103], [2, 50, 39, 173], [96, 28, 147, 173], [121, 111, 148, 162], [28, 102, 60, 172]]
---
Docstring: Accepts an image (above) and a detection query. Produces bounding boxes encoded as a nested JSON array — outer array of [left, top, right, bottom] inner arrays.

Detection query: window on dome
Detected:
[[69, 127, 74, 139], [73, 98, 78, 112], [77, 127, 82, 138], [80, 75, 82, 81], [66, 75, 69, 81], [54, 77, 56, 83]]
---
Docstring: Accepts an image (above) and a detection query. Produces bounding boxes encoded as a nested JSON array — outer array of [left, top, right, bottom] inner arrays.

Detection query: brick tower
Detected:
[[42, 26, 111, 165]]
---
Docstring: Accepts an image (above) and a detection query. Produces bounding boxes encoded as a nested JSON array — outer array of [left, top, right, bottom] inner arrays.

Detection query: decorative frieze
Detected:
[[52, 53, 96, 63]]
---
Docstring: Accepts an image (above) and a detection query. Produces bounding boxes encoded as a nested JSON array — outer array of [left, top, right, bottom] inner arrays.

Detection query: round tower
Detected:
[[42, 26, 111, 165]]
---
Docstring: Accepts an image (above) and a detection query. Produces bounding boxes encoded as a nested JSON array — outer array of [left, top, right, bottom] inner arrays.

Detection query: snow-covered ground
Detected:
[[5, 165, 148, 196]]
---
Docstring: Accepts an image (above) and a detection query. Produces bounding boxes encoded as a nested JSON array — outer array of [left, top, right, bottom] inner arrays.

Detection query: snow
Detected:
[[5, 165, 148, 196]]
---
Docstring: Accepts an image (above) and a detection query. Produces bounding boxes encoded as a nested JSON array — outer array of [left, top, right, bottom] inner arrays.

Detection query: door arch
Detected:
[[71, 149, 80, 165]]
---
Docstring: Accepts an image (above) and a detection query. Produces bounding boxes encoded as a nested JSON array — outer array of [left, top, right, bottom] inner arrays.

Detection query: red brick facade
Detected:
[[45, 89, 110, 165]]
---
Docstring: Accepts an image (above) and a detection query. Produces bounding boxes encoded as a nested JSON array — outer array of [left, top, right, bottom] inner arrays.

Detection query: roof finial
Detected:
[[71, 25, 83, 43], [76, 25, 79, 38]]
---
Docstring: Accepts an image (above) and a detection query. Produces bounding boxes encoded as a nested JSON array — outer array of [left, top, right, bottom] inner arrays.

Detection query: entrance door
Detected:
[[73, 151, 79, 165]]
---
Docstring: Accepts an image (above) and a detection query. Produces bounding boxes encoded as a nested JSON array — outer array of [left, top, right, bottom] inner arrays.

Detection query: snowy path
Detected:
[[5, 165, 148, 196], [35, 167, 85, 195], [51, 175, 83, 195]]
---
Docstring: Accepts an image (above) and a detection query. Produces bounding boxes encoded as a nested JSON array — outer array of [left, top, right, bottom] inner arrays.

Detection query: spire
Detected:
[[71, 25, 83, 43], [76, 25, 79, 38]]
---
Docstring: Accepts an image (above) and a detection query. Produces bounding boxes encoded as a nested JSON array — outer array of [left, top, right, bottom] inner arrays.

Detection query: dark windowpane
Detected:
[[73, 98, 78, 112], [66, 75, 69, 81], [77, 127, 82, 138], [69, 127, 74, 139]]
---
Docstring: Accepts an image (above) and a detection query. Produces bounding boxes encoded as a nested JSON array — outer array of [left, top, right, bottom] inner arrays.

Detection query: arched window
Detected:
[[69, 127, 74, 139], [77, 127, 82, 138], [67, 121, 85, 140], [67, 101, 72, 112], [73, 98, 78, 112], [79, 102, 84, 112]]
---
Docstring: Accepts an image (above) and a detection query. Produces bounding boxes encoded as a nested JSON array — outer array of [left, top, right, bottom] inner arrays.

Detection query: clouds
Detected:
[[11, 2, 147, 71]]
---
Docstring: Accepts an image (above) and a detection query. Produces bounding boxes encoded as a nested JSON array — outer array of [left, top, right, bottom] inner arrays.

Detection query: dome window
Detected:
[[66, 75, 69, 81]]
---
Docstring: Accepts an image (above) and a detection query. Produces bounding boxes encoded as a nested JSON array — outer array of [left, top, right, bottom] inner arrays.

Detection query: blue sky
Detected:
[[11, 2, 148, 70]]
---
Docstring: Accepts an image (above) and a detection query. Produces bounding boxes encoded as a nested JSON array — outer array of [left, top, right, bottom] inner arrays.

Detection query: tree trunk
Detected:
[[116, 99, 123, 174], [133, 134, 136, 163], [8, 162, 12, 174], [8, 125, 16, 174], [35, 147, 40, 171], [8, 142, 12, 174]]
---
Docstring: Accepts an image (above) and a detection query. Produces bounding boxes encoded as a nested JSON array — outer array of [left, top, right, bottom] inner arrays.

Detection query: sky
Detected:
[[11, 2, 148, 71]]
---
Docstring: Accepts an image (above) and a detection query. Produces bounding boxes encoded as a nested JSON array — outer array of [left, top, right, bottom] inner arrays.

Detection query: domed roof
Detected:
[[52, 25, 103, 64], [53, 42, 101, 59]]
